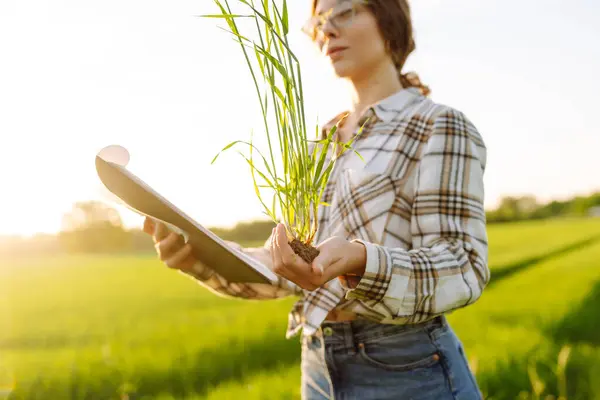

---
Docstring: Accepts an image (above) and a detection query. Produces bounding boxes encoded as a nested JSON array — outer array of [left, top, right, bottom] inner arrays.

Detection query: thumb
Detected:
[[311, 250, 333, 277]]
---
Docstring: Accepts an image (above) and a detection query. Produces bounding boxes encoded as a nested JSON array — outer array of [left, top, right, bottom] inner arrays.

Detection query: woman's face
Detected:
[[310, 0, 391, 79]]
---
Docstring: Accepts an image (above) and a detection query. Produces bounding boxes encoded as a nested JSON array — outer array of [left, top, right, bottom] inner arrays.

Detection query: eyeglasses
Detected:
[[302, 0, 366, 39]]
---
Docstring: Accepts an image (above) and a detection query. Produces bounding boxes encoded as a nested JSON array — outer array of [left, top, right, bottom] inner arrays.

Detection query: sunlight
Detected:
[[0, 0, 598, 236]]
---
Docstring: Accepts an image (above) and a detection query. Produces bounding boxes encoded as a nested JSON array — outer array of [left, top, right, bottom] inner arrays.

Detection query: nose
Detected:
[[319, 18, 339, 40], [316, 19, 338, 50]]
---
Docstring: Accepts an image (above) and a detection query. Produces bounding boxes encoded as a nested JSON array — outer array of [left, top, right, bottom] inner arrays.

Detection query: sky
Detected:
[[0, 0, 599, 236]]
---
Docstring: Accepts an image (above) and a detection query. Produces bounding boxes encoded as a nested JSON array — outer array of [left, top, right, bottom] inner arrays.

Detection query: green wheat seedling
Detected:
[[201, 0, 367, 261]]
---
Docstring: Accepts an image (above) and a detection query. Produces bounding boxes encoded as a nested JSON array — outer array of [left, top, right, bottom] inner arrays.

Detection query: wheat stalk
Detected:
[[201, 0, 366, 246]]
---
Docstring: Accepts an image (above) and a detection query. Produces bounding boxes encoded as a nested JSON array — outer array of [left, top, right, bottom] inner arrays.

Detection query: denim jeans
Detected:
[[300, 316, 482, 400]]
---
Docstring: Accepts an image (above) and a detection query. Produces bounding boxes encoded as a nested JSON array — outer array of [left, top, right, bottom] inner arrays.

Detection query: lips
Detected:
[[326, 46, 348, 57]]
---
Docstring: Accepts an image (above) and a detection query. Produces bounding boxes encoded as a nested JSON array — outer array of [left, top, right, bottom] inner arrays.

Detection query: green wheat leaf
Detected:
[[203, 0, 350, 244], [282, 0, 289, 34], [198, 14, 254, 18]]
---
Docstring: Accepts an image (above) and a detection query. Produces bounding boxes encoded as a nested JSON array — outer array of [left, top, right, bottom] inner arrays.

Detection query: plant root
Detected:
[[289, 239, 320, 264]]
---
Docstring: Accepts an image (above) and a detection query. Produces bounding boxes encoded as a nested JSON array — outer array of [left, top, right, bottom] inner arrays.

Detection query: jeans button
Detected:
[[323, 327, 333, 336]]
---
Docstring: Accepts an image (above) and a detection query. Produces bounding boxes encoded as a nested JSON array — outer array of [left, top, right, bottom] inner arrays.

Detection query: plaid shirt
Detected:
[[184, 87, 489, 338]]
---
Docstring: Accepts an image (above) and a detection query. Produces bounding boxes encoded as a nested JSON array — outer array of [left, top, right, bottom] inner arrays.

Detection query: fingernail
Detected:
[[313, 263, 323, 275]]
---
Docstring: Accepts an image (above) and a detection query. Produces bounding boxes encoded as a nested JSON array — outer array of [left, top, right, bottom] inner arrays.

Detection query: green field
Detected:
[[2, 218, 600, 399]]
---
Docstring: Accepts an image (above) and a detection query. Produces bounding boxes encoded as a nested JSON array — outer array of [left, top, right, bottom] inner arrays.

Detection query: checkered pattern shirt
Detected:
[[183, 87, 489, 338]]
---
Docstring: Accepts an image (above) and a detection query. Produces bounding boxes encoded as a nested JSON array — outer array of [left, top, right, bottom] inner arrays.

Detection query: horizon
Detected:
[[1, 0, 599, 236], [2, 188, 599, 240]]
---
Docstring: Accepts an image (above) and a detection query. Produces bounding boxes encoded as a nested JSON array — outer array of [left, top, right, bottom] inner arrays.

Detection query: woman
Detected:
[[144, 0, 489, 398]]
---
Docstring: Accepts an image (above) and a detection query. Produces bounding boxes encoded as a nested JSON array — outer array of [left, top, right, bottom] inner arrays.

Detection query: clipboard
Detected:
[[95, 150, 277, 284]]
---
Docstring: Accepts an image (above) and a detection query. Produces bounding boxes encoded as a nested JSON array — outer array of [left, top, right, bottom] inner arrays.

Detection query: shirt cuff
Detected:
[[343, 239, 392, 302]]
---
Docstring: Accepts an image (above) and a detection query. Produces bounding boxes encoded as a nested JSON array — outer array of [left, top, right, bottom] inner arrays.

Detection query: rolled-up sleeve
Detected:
[[344, 109, 489, 322], [182, 235, 304, 300]]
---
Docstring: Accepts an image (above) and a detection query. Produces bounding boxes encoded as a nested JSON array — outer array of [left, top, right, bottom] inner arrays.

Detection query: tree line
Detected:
[[55, 201, 276, 254], [486, 192, 600, 223], [3, 192, 598, 256], [57, 191, 599, 253]]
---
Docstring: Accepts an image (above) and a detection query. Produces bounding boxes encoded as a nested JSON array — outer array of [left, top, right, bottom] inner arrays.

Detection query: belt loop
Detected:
[[425, 315, 446, 339], [345, 322, 355, 352], [440, 314, 448, 326]]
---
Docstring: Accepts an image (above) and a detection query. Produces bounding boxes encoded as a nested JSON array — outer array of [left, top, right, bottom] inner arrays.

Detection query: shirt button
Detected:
[[323, 327, 333, 337]]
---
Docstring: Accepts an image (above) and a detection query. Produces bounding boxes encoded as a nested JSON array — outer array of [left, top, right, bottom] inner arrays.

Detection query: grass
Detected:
[[451, 219, 600, 399], [1, 217, 600, 399]]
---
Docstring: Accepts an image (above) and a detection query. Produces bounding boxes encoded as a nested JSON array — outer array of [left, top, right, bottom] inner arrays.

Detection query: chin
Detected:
[[331, 59, 356, 78]]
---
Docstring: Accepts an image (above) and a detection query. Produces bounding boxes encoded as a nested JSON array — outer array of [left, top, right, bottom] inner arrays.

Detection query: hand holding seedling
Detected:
[[270, 223, 366, 291]]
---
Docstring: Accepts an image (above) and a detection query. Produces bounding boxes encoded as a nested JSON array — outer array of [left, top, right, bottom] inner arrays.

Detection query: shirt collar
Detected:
[[320, 87, 423, 138], [367, 86, 423, 123]]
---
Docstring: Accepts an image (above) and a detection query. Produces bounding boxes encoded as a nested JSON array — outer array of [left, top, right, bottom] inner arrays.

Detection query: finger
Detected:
[[156, 231, 185, 260], [169, 253, 197, 272], [143, 217, 155, 235], [153, 222, 171, 243], [273, 260, 318, 291], [311, 261, 324, 277], [275, 224, 311, 272], [177, 253, 198, 272], [270, 228, 283, 272], [311, 251, 335, 277], [271, 228, 320, 290], [274, 227, 322, 289], [165, 243, 194, 270], [339, 274, 362, 288]]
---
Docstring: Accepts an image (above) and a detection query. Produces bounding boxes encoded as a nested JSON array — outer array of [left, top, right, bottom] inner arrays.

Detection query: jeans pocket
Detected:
[[357, 341, 441, 372]]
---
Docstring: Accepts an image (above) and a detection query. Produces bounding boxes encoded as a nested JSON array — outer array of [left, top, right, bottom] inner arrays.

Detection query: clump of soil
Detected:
[[289, 239, 320, 264]]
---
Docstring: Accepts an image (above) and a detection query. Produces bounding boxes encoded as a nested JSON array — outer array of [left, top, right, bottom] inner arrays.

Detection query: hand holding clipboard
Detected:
[[95, 145, 277, 284]]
